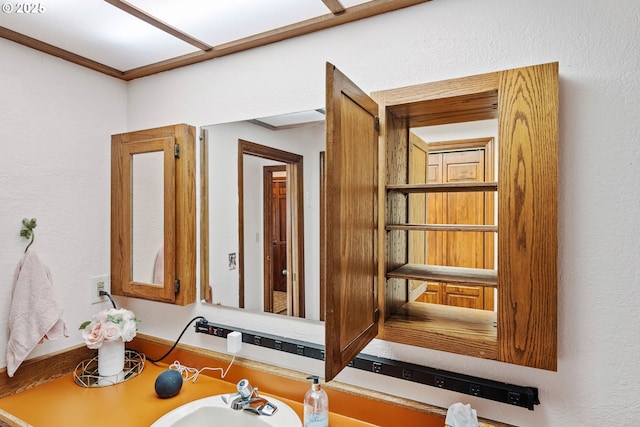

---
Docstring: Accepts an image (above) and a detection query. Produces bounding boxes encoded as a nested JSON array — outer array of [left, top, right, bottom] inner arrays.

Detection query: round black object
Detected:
[[154, 369, 183, 398]]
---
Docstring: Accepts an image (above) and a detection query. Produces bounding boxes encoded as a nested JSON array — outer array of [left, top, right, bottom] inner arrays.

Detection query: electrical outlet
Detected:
[[91, 275, 110, 304], [402, 368, 413, 380], [508, 391, 521, 406], [470, 384, 481, 396]]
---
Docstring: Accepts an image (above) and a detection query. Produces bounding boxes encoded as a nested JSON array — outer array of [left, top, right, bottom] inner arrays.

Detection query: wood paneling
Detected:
[[123, 0, 432, 80], [111, 124, 196, 305], [104, 0, 212, 51], [0, 345, 94, 399], [497, 62, 558, 371], [387, 264, 497, 286], [408, 133, 429, 301], [384, 111, 410, 318], [200, 129, 211, 303], [322, 0, 346, 14], [320, 152, 326, 321], [387, 182, 498, 193], [0, 26, 124, 79], [324, 63, 379, 381], [384, 302, 497, 359], [369, 62, 558, 371]]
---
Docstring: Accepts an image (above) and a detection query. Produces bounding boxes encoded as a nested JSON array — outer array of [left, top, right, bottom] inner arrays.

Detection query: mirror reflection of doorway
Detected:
[[238, 139, 305, 318], [264, 165, 288, 315]]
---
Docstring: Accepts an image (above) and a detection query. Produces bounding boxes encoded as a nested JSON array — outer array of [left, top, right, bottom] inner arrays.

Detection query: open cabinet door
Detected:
[[324, 63, 379, 381]]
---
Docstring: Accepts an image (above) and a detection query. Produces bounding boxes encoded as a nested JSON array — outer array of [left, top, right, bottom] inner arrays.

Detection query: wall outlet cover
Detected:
[[91, 275, 110, 304]]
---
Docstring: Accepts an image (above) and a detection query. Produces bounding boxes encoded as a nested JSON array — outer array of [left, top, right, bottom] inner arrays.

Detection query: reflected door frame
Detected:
[[263, 165, 287, 314], [238, 139, 306, 317]]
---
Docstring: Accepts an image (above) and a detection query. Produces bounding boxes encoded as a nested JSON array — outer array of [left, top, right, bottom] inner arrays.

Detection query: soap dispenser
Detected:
[[304, 375, 329, 427]]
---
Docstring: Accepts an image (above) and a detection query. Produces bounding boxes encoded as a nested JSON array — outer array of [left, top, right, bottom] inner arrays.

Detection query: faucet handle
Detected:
[[237, 379, 255, 399], [259, 400, 278, 416], [238, 397, 279, 416], [229, 378, 278, 416]]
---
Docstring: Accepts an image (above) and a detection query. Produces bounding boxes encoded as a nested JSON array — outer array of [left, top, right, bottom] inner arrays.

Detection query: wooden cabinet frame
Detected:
[[324, 64, 380, 380], [324, 63, 558, 380], [111, 124, 196, 305]]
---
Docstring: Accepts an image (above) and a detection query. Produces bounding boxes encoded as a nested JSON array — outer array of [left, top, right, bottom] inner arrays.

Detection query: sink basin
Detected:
[[151, 394, 302, 427]]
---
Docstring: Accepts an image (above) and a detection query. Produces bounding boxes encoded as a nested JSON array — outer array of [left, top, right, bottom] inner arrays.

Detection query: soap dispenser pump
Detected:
[[304, 375, 329, 427]]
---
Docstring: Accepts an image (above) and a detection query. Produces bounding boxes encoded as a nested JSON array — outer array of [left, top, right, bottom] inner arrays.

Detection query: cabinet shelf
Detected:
[[325, 62, 558, 378], [386, 264, 497, 287], [386, 182, 498, 194], [386, 223, 497, 232], [383, 302, 497, 360]]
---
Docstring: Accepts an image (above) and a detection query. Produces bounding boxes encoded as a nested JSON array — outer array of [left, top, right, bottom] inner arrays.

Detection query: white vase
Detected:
[[98, 339, 125, 378]]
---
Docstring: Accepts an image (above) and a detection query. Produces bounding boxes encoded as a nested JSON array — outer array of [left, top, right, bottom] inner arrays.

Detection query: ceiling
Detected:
[[0, 0, 428, 81]]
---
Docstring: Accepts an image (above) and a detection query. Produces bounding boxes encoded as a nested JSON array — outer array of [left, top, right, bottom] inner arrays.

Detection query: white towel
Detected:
[[6, 249, 68, 377]]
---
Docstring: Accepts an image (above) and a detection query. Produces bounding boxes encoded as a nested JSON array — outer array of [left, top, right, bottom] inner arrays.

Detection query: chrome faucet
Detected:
[[223, 379, 278, 416]]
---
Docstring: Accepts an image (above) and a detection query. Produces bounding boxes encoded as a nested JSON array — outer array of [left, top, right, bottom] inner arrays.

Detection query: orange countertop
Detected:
[[0, 362, 379, 427]]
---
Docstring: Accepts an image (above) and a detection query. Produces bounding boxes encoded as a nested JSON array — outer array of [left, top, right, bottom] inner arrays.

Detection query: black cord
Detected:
[[146, 316, 207, 363], [96, 291, 205, 364], [99, 290, 117, 309]]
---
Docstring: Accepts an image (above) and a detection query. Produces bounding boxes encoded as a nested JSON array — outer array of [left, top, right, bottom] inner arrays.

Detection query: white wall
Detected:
[[124, 1, 640, 425], [1, 0, 639, 426], [0, 40, 127, 360]]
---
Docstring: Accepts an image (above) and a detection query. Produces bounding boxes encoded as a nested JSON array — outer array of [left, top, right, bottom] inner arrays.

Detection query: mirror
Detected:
[[111, 124, 197, 305], [201, 110, 325, 320], [132, 151, 164, 284]]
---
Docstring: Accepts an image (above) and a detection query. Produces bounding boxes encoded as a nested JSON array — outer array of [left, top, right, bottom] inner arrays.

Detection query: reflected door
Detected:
[[264, 165, 288, 315], [238, 139, 305, 317], [271, 177, 288, 293], [412, 142, 495, 310]]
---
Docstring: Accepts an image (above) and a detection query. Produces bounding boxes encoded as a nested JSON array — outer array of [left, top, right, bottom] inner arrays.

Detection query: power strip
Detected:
[[194, 319, 539, 410]]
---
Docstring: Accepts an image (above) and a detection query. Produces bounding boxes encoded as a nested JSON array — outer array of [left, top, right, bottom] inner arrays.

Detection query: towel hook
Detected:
[[20, 218, 37, 253]]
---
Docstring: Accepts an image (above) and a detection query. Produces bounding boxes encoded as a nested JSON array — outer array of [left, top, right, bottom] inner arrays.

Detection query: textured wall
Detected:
[[1, 0, 639, 425], [125, 1, 640, 425], [0, 40, 127, 365]]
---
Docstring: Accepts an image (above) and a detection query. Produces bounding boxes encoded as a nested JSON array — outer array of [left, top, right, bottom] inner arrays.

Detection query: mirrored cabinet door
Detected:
[[111, 124, 196, 305]]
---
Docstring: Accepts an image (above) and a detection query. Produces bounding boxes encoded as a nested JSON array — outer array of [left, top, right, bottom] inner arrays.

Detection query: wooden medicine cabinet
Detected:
[[111, 124, 196, 305], [324, 62, 558, 380]]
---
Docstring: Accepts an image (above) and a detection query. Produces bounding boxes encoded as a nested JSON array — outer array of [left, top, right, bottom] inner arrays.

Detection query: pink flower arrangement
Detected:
[[79, 308, 138, 349]]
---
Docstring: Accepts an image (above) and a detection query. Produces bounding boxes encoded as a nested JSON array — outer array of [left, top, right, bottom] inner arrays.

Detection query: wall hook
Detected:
[[20, 218, 37, 253]]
